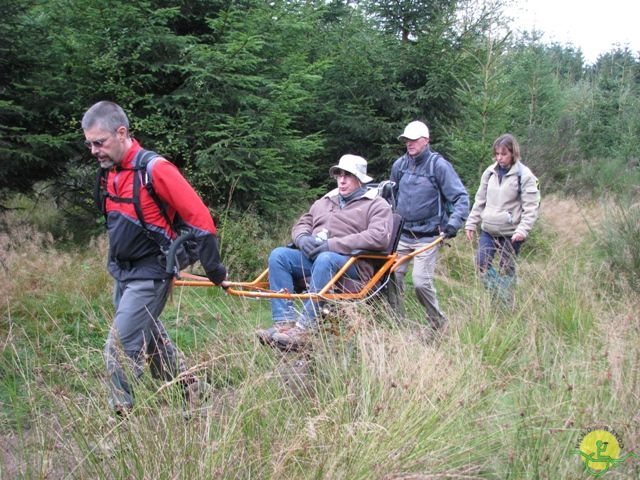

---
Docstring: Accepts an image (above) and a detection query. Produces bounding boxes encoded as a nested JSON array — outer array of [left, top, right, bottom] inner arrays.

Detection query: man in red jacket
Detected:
[[82, 101, 227, 415]]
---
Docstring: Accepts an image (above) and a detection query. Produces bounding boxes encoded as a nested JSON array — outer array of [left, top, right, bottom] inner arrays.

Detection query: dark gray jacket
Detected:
[[390, 148, 469, 239]]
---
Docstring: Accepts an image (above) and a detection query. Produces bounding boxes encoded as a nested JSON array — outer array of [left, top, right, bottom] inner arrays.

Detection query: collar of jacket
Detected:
[[117, 139, 143, 169], [407, 147, 431, 166], [324, 187, 378, 201], [338, 186, 367, 208], [491, 160, 521, 176]]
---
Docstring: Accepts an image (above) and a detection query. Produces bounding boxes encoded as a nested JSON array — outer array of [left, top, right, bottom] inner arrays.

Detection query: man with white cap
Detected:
[[391, 120, 469, 335], [257, 154, 393, 351]]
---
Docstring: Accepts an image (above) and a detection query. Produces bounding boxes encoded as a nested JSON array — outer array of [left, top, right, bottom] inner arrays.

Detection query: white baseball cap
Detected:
[[398, 120, 430, 141], [329, 154, 373, 183]]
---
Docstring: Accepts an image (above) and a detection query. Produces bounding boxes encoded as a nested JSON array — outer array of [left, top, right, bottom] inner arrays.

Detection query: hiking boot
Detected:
[[184, 379, 212, 413], [495, 273, 516, 309], [91, 436, 119, 459], [256, 321, 296, 346], [415, 317, 448, 344], [273, 325, 311, 352], [113, 405, 132, 419]]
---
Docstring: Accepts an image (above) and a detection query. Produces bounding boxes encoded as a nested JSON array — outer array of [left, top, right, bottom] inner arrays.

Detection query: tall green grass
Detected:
[[1, 201, 639, 479]]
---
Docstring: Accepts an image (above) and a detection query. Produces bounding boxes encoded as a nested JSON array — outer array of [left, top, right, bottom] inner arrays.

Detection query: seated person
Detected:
[[257, 154, 393, 351]]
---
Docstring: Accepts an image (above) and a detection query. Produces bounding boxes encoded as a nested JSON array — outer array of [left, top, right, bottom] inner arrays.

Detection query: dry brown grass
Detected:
[[0, 212, 111, 310], [538, 194, 605, 246]]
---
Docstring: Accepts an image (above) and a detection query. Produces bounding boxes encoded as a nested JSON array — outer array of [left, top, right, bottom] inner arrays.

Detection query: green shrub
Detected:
[[595, 199, 640, 292], [4, 188, 102, 245], [565, 157, 640, 197], [216, 206, 302, 280]]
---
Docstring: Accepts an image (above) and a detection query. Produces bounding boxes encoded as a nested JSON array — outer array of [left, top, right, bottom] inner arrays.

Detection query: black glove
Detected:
[[296, 234, 317, 258], [443, 225, 457, 239], [205, 263, 227, 285], [309, 240, 329, 259]]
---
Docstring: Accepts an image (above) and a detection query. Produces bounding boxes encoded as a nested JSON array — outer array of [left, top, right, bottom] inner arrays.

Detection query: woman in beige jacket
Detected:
[[464, 134, 540, 304]]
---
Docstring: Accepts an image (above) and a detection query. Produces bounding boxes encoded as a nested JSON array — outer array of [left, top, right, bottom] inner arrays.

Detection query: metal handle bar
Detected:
[[165, 231, 196, 275]]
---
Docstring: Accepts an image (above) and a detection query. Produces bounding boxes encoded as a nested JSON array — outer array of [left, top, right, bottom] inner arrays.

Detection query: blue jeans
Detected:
[[476, 231, 522, 276], [268, 247, 360, 329]]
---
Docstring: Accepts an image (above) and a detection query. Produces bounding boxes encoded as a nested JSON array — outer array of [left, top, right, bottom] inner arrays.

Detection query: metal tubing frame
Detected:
[[173, 235, 444, 301]]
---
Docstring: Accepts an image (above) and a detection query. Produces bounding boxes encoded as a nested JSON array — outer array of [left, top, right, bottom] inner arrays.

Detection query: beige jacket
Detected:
[[292, 188, 393, 281], [465, 161, 540, 238]]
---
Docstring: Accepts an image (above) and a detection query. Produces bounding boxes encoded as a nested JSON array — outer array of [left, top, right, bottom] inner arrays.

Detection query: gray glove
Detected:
[[309, 240, 329, 260], [295, 234, 316, 258]]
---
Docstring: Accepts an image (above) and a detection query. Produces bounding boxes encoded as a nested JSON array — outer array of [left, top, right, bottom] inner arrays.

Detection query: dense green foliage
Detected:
[[2, 0, 639, 224]]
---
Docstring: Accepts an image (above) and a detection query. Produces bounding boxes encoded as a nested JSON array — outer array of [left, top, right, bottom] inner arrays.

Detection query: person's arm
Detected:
[[390, 159, 399, 184], [148, 159, 227, 284], [197, 234, 227, 284], [291, 201, 318, 242], [513, 168, 540, 240], [390, 157, 402, 197], [437, 158, 469, 232], [465, 167, 492, 240]]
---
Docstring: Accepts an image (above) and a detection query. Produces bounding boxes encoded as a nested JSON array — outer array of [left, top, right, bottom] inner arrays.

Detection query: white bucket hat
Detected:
[[329, 154, 373, 183], [398, 120, 430, 141]]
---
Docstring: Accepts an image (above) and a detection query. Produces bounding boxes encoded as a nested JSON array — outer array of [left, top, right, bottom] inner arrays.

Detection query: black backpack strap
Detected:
[[97, 149, 173, 234], [131, 150, 169, 231], [133, 151, 200, 271], [133, 150, 187, 243], [426, 152, 446, 219], [94, 167, 106, 214], [94, 167, 109, 224]]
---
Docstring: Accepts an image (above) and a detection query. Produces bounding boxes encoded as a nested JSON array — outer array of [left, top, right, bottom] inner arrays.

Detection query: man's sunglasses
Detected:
[[84, 136, 111, 149]]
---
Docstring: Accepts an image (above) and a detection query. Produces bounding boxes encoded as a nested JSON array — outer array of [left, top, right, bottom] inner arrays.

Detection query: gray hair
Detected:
[[81, 101, 129, 133]]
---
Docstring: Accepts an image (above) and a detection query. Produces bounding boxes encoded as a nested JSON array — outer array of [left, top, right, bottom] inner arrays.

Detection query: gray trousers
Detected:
[[394, 236, 447, 329], [104, 278, 187, 410]]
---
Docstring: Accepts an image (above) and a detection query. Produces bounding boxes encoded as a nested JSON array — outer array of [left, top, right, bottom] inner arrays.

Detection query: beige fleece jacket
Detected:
[[465, 161, 540, 238]]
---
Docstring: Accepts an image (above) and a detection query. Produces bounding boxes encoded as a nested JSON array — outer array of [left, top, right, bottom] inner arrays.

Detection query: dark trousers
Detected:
[[476, 230, 522, 276]]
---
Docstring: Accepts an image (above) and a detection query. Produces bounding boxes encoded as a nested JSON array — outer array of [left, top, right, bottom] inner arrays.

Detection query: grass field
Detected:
[[1, 196, 638, 479]]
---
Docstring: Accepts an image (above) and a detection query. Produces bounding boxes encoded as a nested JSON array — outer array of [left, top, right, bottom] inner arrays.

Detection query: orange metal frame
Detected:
[[174, 235, 444, 301]]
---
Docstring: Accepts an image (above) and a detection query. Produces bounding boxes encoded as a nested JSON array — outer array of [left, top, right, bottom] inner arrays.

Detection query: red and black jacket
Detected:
[[99, 140, 226, 283]]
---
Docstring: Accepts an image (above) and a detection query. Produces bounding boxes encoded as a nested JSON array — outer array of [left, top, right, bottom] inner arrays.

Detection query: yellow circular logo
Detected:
[[578, 429, 621, 473], [575, 427, 638, 477]]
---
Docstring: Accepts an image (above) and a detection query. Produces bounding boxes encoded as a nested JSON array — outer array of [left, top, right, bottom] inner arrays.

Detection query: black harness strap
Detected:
[[130, 150, 174, 233], [94, 167, 110, 222], [95, 149, 174, 241]]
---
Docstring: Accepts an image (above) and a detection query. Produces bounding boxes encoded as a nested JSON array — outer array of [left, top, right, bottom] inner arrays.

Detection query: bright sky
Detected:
[[506, 0, 640, 64]]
